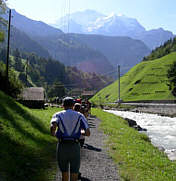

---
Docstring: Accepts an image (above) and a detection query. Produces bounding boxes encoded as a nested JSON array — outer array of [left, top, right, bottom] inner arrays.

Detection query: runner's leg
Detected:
[[70, 173, 78, 181], [62, 172, 69, 181]]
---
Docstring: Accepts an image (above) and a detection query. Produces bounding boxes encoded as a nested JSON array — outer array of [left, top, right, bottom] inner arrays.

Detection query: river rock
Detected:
[[124, 118, 147, 131]]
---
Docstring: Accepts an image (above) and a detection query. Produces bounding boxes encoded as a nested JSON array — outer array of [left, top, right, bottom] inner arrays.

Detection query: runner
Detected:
[[50, 97, 90, 181]]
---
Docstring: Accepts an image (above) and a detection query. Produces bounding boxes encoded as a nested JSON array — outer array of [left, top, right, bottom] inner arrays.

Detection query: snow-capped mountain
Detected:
[[53, 10, 145, 36], [53, 9, 174, 50], [87, 12, 146, 36], [67, 9, 105, 26], [52, 9, 104, 33]]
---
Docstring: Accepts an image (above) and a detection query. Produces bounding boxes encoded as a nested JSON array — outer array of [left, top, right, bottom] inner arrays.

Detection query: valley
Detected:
[[0, 2, 176, 181]]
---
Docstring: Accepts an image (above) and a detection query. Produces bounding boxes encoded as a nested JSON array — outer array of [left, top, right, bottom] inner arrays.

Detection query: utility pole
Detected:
[[25, 58, 29, 86], [6, 9, 11, 91], [118, 65, 120, 102]]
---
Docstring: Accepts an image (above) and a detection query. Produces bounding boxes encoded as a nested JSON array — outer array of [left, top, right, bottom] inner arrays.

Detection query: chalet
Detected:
[[81, 90, 96, 99], [70, 88, 83, 97], [20, 87, 45, 108]]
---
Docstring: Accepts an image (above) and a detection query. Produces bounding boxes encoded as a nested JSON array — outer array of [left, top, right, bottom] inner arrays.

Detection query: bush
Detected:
[[0, 62, 23, 98], [167, 61, 176, 97]]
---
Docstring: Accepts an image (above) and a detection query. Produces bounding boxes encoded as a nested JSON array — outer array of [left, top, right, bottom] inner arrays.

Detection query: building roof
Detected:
[[21, 87, 45, 101], [81, 90, 96, 96]]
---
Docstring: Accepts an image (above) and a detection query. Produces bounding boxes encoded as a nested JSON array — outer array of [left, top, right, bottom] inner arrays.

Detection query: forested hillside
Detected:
[[0, 49, 113, 98], [10, 26, 50, 58], [71, 33, 150, 73], [143, 37, 176, 61], [33, 34, 114, 74]]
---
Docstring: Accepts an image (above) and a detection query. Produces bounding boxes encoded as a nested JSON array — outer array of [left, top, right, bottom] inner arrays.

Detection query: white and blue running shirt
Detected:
[[50, 109, 89, 140]]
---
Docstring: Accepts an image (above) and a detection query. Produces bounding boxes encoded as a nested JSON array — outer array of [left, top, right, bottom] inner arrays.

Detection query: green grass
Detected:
[[0, 91, 61, 181], [92, 108, 176, 181], [91, 52, 176, 104], [1, 90, 176, 181]]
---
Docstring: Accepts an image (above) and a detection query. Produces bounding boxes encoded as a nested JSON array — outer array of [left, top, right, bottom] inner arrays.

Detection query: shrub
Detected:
[[0, 62, 23, 98]]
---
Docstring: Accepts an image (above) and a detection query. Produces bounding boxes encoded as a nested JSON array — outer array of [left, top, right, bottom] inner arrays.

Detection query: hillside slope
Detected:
[[0, 91, 57, 181], [71, 33, 150, 73], [10, 26, 50, 58], [90, 52, 176, 104], [33, 34, 114, 74], [10, 9, 63, 37]]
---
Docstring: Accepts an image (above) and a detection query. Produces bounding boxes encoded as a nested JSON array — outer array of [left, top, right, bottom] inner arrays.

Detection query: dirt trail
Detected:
[[55, 116, 120, 181]]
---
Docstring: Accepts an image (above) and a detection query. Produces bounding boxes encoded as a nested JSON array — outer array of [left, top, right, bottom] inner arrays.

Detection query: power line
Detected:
[[67, 0, 71, 34]]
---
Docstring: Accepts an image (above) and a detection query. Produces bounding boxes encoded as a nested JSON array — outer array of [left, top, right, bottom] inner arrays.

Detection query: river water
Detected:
[[105, 110, 176, 161]]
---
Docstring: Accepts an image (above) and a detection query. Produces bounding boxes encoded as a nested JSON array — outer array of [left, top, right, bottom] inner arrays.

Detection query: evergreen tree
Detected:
[[168, 62, 176, 96], [13, 48, 24, 72], [0, 48, 6, 63]]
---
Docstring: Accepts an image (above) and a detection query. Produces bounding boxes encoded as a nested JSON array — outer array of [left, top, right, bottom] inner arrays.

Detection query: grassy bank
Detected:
[[0, 91, 61, 181], [91, 52, 176, 104], [92, 108, 176, 181]]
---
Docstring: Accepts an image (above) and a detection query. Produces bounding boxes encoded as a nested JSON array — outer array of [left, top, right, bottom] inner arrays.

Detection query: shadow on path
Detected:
[[83, 143, 102, 152], [88, 121, 96, 128], [80, 177, 91, 181]]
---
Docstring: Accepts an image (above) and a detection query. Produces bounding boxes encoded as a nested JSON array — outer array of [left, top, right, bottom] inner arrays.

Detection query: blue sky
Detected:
[[7, 0, 176, 33]]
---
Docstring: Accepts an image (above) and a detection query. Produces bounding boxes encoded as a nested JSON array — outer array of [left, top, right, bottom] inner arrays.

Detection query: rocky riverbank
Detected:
[[105, 103, 176, 117], [130, 105, 176, 117]]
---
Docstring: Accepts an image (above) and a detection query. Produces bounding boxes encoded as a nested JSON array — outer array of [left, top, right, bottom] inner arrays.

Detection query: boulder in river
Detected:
[[124, 118, 147, 131]]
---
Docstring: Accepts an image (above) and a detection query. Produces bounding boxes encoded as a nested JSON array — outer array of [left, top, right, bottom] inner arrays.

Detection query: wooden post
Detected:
[[118, 65, 120, 102], [6, 9, 11, 91]]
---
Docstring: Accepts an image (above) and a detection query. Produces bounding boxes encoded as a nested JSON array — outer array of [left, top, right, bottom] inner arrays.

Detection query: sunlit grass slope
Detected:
[[91, 52, 176, 104], [0, 91, 60, 181]]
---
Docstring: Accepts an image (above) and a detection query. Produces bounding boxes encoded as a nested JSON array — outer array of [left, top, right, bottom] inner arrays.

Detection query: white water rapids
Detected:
[[105, 110, 176, 161]]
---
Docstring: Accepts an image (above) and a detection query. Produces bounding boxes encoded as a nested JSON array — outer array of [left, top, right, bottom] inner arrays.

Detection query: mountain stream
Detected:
[[105, 110, 176, 161]]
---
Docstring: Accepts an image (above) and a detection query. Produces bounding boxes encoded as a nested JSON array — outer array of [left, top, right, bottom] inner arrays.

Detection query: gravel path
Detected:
[[55, 116, 120, 181]]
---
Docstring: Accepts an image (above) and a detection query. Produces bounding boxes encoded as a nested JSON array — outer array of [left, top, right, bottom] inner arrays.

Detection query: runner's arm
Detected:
[[84, 128, 90, 136], [50, 122, 57, 136], [80, 114, 90, 136]]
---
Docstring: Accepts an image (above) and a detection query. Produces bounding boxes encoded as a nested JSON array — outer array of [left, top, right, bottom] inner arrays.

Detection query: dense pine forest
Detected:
[[143, 37, 176, 61]]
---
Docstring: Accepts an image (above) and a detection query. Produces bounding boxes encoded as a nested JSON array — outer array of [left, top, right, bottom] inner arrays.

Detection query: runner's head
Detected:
[[74, 103, 81, 112], [62, 97, 74, 109]]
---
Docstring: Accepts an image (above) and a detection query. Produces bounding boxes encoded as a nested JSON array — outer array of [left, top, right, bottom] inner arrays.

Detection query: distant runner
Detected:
[[74, 103, 86, 148]]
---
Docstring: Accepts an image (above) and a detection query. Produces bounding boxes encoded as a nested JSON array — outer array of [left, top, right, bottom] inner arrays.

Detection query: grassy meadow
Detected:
[[92, 108, 176, 181], [0, 91, 61, 181], [91, 52, 176, 104]]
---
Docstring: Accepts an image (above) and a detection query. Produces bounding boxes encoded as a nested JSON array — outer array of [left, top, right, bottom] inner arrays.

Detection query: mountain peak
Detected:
[[103, 12, 117, 21], [83, 9, 101, 14], [117, 13, 125, 17], [107, 12, 116, 18], [106, 12, 126, 19]]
